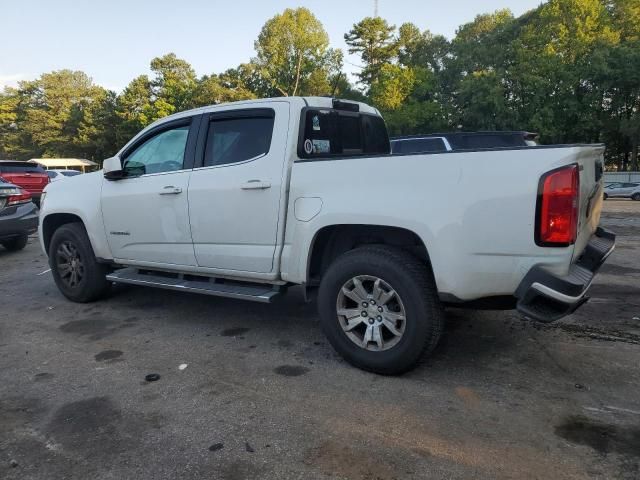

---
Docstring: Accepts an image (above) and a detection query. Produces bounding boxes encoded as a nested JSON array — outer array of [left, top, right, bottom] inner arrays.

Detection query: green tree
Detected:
[[5, 70, 115, 160], [344, 17, 398, 90], [115, 53, 198, 145], [390, 23, 454, 134], [115, 75, 154, 145], [397, 23, 450, 74], [191, 73, 256, 107], [369, 64, 415, 110], [75, 89, 119, 160], [0, 88, 20, 159], [253, 7, 340, 96], [150, 53, 197, 114], [609, 0, 640, 41]]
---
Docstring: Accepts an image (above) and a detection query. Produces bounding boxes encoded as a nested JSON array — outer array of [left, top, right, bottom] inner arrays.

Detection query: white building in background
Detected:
[[28, 158, 99, 173]]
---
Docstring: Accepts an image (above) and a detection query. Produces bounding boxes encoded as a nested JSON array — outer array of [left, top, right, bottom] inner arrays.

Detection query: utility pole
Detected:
[[374, 0, 379, 17]]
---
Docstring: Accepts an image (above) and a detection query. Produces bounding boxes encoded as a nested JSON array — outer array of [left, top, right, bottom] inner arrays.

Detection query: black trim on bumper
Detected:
[[515, 227, 616, 322]]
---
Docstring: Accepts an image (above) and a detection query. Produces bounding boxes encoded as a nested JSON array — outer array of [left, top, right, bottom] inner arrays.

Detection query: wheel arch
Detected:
[[306, 224, 434, 287], [42, 213, 86, 255]]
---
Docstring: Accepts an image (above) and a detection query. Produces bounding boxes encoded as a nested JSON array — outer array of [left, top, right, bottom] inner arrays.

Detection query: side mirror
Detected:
[[103, 157, 124, 180]]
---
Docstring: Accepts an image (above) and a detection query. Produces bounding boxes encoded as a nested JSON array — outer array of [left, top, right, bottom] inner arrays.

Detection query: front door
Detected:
[[188, 103, 290, 274], [101, 117, 200, 266]]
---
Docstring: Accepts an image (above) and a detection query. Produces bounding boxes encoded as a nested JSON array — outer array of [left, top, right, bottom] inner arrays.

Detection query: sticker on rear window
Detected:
[[312, 139, 330, 154], [304, 139, 313, 155], [312, 115, 320, 131]]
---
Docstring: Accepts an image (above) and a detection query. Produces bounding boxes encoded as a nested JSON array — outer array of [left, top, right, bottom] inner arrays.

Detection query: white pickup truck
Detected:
[[39, 97, 615, 374]]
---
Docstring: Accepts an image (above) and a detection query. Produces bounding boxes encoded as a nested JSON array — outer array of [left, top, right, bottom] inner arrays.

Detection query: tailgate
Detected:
[[572, 145, 605, 260]]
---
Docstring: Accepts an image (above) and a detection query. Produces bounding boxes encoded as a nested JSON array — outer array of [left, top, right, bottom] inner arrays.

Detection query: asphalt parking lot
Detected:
[[1, 201, 639, 480]]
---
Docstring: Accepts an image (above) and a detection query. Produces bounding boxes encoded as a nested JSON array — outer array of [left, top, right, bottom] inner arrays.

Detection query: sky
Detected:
[[0, 0, 543, 92]]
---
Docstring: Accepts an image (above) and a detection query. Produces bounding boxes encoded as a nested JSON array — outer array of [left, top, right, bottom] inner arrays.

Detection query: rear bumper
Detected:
[[515, 227, 615, 322], [0, 201, 39, 241]]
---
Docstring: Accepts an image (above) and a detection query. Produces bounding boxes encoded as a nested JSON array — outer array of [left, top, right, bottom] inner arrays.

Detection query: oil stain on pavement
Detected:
[[221, 327, 250, 337], [555, 415, 640, 457], [94, 350, 123, 362]]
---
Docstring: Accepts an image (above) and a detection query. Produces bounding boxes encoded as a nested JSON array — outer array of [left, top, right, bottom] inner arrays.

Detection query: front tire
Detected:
[[1, 234, 28, 251], [603, 193, 608, 200], [49, 223, 110, 302], [318, 246, 444, 375]]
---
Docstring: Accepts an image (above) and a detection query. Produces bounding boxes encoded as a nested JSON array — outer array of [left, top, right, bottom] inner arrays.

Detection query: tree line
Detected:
[[0, 0, 638, 169]]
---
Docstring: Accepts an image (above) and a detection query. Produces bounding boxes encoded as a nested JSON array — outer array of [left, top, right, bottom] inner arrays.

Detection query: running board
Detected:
[[106, 268, 281, 303]]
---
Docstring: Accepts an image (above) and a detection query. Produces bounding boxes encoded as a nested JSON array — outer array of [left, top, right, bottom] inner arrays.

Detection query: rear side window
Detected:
[[0, 162, 45, 173], [204, 115, 274, 167], [61, 170, 81, 177], [299, 109, 390, 159]]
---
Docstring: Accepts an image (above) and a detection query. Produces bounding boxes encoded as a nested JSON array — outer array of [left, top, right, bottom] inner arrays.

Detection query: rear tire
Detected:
[[603, 193, 608, 200], [318, 245, 444, 375], [49, 223, 110, 302], [632, 193, 640, 201], [1, 234, 28, 251]]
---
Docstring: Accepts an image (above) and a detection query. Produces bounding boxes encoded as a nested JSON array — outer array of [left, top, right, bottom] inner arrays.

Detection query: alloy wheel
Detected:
[[336, 275, 406, 351], [55, 241, 85, 288]]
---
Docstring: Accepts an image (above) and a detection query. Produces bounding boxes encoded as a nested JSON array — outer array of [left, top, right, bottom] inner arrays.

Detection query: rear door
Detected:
[[187, 102, 290, 274]]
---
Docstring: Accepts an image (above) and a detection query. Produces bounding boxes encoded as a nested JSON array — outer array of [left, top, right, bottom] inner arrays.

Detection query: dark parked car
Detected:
[[0, 161, 49, 206], [0, 177, 38, 251], [390, 131, 539, 154]]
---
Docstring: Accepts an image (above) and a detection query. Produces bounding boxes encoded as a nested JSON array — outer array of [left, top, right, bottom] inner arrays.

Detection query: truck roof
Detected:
[[150, 97, 381, 129]]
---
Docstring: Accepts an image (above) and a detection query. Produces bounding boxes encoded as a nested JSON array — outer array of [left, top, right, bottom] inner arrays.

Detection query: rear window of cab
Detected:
[[298, 109, 390, 159]]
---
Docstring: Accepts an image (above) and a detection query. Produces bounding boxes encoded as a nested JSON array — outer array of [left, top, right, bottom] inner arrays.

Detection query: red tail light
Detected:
[[7, 189, 32, 206], [536, 164, 579, 247]]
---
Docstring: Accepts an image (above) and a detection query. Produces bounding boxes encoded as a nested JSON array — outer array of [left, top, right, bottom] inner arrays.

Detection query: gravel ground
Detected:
[[1, 200, 639, 479]]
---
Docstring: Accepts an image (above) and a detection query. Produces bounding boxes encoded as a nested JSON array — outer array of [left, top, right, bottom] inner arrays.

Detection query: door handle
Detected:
[[159, 186, 182, 195], [241, 180, 271, 190]]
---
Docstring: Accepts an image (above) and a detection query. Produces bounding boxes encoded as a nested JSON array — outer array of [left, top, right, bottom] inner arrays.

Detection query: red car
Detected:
[[0, 161, 49, 206]]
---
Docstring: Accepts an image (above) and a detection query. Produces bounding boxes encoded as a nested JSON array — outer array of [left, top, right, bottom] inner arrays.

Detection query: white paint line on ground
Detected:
[[584, 405, 640, 416], [37, 269, 51, 276]]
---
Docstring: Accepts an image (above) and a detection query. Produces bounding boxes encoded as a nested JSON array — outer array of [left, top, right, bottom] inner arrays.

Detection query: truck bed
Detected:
[[285, 144, 605, 302]]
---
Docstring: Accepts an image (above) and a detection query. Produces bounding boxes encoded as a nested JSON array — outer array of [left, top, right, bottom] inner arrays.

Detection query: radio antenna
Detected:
[[374, 0, 379, 17]]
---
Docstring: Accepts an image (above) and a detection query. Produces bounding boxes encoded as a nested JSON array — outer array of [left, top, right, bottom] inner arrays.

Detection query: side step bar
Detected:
[[106, 268, 282, 303]]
